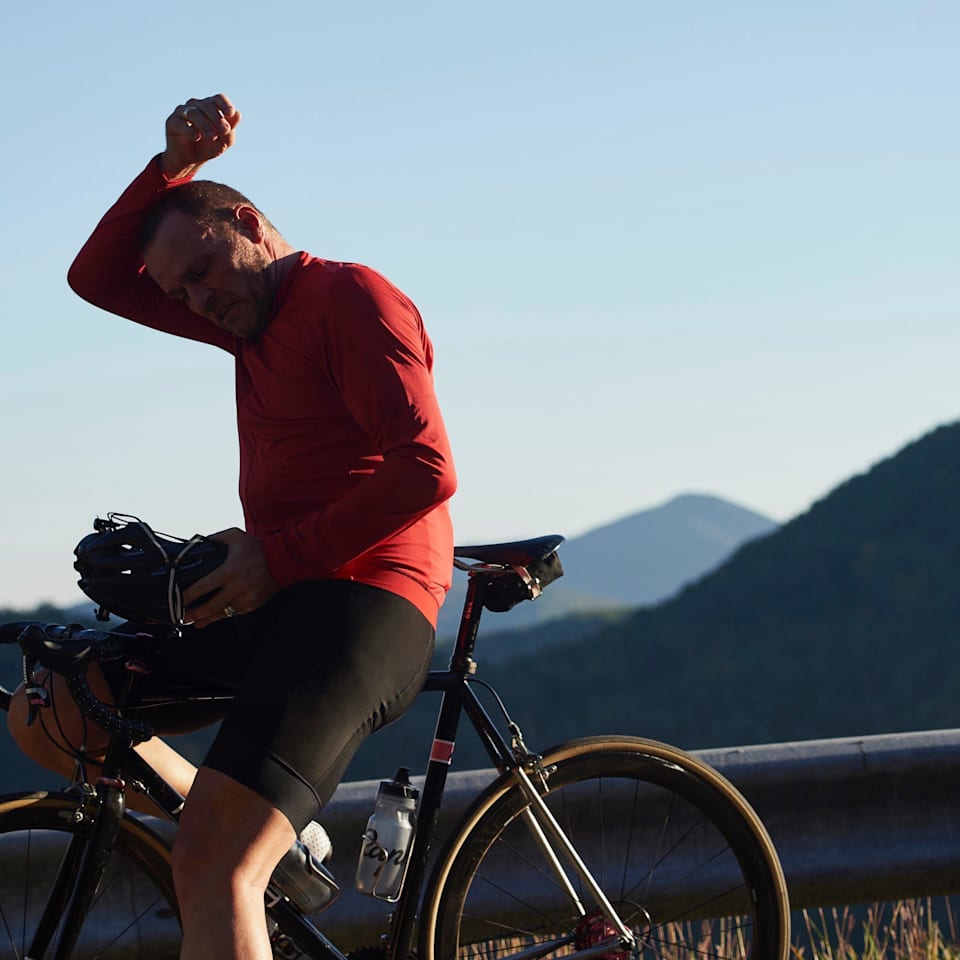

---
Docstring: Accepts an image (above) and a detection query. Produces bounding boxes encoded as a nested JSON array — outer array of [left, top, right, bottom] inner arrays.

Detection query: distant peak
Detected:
[[660, 493, 775, 523]]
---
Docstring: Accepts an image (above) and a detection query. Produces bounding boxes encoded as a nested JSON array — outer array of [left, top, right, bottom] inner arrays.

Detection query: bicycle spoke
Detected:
[[0, 797, 181, 960], [86, 888, 174, 959], [0, 895, 24, 960]]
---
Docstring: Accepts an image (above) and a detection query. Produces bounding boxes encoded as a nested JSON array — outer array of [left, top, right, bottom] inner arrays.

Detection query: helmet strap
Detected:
[[167, 535, 207, 625], [131, 520, 206, 627]]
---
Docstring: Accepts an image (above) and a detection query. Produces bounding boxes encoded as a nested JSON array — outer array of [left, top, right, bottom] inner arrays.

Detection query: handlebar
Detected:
[[0, 621, 159, 743]]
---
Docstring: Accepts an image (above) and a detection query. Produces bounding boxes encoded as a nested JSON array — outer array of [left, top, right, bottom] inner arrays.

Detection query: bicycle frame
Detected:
[[321, 567, 633, 958], [18, 559, 632, 960]]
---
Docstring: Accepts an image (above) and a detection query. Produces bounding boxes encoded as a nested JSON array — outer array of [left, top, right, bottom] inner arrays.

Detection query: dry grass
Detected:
[[793, 900, 960, 960], [458, 900, 960, 958]]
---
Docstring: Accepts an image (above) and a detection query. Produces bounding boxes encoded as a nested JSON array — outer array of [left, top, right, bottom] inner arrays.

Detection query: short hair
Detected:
[[137, 180, 276, 253]]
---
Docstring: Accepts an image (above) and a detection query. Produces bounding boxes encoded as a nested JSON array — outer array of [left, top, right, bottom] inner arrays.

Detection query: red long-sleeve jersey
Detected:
[[68, 159, 457, 626]]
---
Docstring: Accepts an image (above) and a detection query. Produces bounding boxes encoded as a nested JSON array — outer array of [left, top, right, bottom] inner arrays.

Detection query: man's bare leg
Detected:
[[174, 766, 295, 960]]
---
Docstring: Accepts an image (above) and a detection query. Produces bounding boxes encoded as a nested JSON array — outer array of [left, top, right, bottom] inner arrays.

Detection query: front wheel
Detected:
[[420, 736, 790, 960], [0, 790, 181, 959]]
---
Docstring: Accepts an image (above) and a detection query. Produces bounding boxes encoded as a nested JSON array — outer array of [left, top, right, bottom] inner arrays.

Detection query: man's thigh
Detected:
[[203, 579, 435, 830]]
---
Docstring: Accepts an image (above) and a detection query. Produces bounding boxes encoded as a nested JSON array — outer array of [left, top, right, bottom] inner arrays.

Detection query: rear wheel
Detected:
[[0, 791, 180, 959], [420, 737, 790, 959]]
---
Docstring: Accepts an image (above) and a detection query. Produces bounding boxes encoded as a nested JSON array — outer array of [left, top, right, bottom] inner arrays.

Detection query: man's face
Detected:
[[143, 209, 273, 339]]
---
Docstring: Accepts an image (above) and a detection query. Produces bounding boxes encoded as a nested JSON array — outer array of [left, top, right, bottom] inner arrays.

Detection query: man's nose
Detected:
[[184, 283, 212, 316]]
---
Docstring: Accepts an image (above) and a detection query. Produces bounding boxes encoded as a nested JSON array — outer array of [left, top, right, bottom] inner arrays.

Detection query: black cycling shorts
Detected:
[[103, 579, 435, 831]]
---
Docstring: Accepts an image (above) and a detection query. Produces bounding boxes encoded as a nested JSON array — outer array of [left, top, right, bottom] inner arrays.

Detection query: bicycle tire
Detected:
[[0, 790, 181, 960], [420, 736, 790, 960]]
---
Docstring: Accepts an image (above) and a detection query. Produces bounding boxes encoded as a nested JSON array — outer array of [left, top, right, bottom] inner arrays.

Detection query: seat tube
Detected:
[[388, 577, 485, 958]]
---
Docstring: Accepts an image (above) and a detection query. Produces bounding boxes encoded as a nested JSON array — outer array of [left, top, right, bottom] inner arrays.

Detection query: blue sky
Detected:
[[2, 2, 958, 608]]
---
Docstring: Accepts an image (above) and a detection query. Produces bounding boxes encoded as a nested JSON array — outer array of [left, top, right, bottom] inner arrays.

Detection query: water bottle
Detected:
[[355, 767, 419, 901]]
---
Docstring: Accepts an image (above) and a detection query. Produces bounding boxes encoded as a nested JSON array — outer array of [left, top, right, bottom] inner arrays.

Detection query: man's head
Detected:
[[139, 181, 285, 339]]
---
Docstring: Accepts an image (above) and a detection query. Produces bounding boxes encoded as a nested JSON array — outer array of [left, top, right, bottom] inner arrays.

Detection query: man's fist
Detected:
[[161, 93, 241, 181]]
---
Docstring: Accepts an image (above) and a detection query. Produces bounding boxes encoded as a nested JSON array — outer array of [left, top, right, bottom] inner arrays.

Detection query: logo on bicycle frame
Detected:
[[429, 738, 455, 764]]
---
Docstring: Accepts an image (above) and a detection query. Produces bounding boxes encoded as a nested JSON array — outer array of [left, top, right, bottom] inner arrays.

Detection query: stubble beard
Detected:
[[234, 248, 276, 341]]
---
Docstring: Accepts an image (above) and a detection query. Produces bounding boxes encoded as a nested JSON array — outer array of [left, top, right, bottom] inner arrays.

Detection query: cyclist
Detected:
[[9, 92, 456, 960]]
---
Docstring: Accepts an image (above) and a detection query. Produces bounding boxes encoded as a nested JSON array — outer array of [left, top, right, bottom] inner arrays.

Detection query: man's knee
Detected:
[[171, 807, 253, 906], [171, 815, 224, 894], [172, 767, 296, 898]]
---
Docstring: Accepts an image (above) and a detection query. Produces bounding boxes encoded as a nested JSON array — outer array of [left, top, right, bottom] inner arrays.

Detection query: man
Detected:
[[18, 93, 457, 959]]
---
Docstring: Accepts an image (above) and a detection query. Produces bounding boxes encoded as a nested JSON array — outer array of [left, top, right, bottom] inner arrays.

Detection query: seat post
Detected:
[[450, 573, 485, 674]]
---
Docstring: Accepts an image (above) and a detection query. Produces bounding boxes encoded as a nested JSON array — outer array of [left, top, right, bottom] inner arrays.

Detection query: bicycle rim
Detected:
[[0, 792, 180, 960], [422, 737, 789, 960]]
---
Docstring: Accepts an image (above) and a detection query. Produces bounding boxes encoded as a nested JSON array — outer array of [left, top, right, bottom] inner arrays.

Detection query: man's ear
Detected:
[[234, 205, 265, 242]]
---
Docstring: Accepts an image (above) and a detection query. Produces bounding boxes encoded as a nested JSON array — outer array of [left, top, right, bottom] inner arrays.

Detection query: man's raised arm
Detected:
[[66, 94, 241, 347]]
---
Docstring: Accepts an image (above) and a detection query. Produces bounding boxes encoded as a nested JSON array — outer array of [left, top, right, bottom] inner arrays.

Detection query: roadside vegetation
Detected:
[[793, 900, 960, 960]]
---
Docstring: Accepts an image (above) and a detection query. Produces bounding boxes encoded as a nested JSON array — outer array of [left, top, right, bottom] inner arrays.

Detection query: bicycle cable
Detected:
[[464, 676, 514, 727]]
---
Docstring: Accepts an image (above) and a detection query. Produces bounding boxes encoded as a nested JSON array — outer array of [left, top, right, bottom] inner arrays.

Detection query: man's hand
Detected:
[[161, 93, 241, 181], [182, 527, 278, 628]]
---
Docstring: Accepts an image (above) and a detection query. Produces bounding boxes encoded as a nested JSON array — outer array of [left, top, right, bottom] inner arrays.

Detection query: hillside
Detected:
[[343, 421, 960, 778], [452, 421, 960, 756]]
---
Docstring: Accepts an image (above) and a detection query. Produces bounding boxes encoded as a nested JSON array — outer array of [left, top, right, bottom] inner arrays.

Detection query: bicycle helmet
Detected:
[[74, 513, 227, 624]]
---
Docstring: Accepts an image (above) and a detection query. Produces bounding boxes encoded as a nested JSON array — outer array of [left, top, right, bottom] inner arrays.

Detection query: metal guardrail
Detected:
[[711, 727, 960, 909], [313, 728, 960, 950], [3, 729, 960, 953]]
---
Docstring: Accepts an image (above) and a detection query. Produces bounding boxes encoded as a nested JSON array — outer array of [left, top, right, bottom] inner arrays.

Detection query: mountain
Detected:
[[437, 493, 778, 640]]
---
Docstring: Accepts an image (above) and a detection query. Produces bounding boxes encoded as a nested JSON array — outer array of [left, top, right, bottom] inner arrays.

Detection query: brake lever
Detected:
[[22, 654, 49, 726], [17, 623, 96, 728], [14, 622, 157, 743]]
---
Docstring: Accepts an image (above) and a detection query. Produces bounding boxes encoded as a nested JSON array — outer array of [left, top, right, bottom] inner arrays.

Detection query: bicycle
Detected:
[[0, 534, 790, 959]]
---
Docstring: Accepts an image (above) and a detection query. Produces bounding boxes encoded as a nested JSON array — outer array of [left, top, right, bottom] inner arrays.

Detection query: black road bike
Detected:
[[0, 535, 790, 959]]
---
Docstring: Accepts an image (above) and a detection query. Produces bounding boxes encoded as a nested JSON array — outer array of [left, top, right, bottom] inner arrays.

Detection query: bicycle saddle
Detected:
[[454, 535, 564, 567]]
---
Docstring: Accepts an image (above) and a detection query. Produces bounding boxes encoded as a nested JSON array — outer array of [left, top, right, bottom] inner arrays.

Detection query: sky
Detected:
[[1, 1, 958, 609]]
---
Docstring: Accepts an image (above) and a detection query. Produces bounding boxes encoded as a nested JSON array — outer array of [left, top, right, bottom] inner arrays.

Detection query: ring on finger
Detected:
[[224, 604, 237, 618]]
